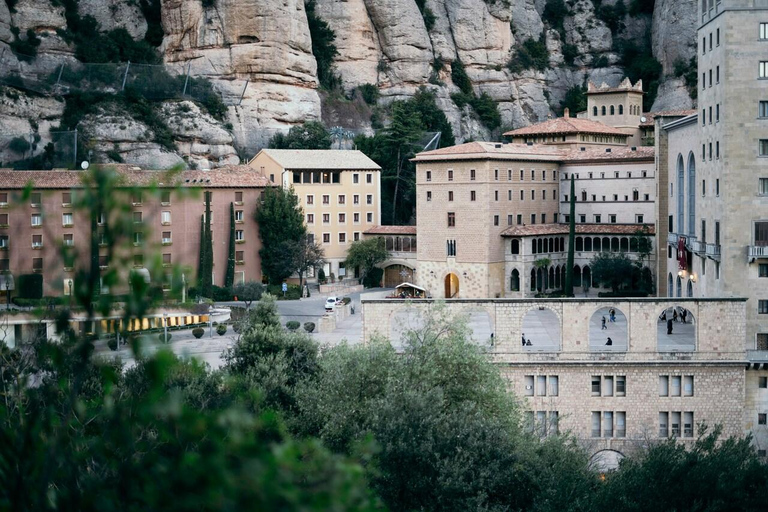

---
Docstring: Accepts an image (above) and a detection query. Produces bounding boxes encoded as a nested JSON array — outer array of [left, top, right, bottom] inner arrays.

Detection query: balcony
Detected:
[[690, 240, 706, 254], [749, 245, 768, 261], [706, 243, 721, 261], [668, 233, 679, 245]]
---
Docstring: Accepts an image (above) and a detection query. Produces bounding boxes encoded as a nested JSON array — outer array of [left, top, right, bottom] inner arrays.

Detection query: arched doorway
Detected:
[[444, 273, 459, 298], [383, 264, 414, 288], [583, 266, 592, 290]]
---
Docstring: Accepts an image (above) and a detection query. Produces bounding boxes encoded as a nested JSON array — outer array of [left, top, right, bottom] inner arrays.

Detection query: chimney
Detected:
[[564, 107, 570, 118]]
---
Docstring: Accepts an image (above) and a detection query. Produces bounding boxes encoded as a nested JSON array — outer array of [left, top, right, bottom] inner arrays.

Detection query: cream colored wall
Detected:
[[587, 91, 644, 145]]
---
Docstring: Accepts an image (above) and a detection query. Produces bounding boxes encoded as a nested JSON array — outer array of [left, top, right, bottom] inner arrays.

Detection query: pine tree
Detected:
[[255, 187, 306, 284], [565, 176, 576, 297], [225, 201, 236, 289], [202, 191, 214, 298], [198, 214, 205, 294]]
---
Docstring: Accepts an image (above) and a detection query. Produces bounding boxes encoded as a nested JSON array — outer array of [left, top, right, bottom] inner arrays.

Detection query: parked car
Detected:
[[325, 296, 338, 312]]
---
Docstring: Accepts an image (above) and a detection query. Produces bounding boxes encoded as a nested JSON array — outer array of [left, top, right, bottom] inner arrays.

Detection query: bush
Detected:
[[414, 0, 436, 31], [216, 324, 227, 336], [286, 321, 301, 331], [562, 43, 579, 66], [561, 85, 587, 116], [8, 136, 31, 154], [303, 322, 316, 333], [342, 297, 351, 305], [18, 274, 43, 299], [318, 268, 326, 284], [158, 333, 172, 343], [192, 327, 205, 339], [266, 283, 303, 300], [211, 285, 234, 302], [508, 36, 550, 73], [358, 83, 379, 105], [108, 338, 118, 351], [362, 267, 383, 289], [10, 28, 41, 61], [451, 59, 473, 95]]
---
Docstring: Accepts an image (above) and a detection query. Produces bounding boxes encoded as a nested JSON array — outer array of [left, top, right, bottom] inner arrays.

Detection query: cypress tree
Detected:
[[201, 191, 214, 298], [225, 201, 236, 289], [564, 175, 576, 297], [198, 214, 205, 292]]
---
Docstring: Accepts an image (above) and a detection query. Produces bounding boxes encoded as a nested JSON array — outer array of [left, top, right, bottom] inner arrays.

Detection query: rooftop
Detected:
[[560, 145, 655, 163], [412, 142, 565, 163], [503, 117, 631, 138], [640, 110, 697, 127], [364, 225, 417, 235], [252, 149, 381, 170], [0, 165, 272, 189], [500, 223, 656, 237], [587, 78, 644, 95]]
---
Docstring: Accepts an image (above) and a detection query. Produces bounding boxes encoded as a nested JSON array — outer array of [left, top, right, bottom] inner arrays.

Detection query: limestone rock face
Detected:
[[78, 0, 148, 40], [652, 0, 697, 76], [0, 87, 65, 165], [161, 101, 239, 169]]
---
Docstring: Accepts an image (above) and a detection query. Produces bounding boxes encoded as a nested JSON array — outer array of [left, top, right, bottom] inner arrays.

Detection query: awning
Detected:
[[395, 282, 426, 292]]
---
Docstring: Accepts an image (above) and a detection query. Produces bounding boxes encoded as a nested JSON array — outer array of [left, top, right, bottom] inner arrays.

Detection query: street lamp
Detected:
[[163, 312, 168, 343]]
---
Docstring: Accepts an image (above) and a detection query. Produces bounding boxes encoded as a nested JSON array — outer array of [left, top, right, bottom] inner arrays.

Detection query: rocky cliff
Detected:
[[0, 0, 697, 169]]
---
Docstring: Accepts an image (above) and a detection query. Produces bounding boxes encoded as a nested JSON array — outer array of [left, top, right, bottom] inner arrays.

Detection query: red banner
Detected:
[[678, 237, 687, 271]]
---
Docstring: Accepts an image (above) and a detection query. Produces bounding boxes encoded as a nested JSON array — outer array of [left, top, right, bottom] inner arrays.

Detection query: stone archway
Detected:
[[444, 273, 460, 298]]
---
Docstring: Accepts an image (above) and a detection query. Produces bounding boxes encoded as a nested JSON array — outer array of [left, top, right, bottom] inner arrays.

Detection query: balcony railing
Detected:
[[667, 233, 679, 245], [684, 235, 697, 252], [706, 243, 721, 260], [691, 240, 706, 254], [749, 245, 768, 260]]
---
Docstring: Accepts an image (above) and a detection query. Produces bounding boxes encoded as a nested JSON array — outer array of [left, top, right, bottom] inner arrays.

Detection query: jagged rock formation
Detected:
[[0, 0, 699, 169]]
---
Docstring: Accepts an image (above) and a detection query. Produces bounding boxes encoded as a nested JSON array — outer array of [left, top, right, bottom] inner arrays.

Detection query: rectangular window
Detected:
[[507, 215, 513, 225], [0, 193, 7, 206], [366, 212, 373, 223], [447, 212, 455, 227], [353, 213, 360, 223], [684, 412, 694, 437], [132, 192, 142, 205], [426, 191, 432, 201], [537, 375, 547, 396], [508, 169, 512, 180], [760, 414, 768, 425], [322, 195, 330, 205], [603, 411, 613, 438], [425, 171, 431, 182], [495, 190, 499, 201], [353, 194, 360, 205], [32, 234, 42, 248], [338, 195, 345, 205], [716, 142, 719, 159], [659, 412, 669, 438], [62, 213, 73, 227], [366, 195, 373, 205], [716, 66, 720, 83], [31, 213, 41, 227], [759, 376, 768, 388], [448, 170, 453, 181], [761, 101, 768, 118], [162, 231, 171, 244], [366, 173, 373, 184], [761, 61, 768, 78], [446, 239, 456, 257], [531, 190, 535, 200], [604, 376, 614, 397], [470, 169, 476, 181], [307, 213, 314, 224], [591, 376, 601, 396], [595, 214, 602, 223], [353, 232, 360, 241], [591, 412, 601, 438], [493, 215, 499, 226], [353, 173, 360, 184], [716, 104, 720, 122], [616, 376, 626, 396], [133, 212, 142, 224], [133, 231, 143, 245], [759, 300, 768, 314], [616, 411, 626, 438], [323, 233, 330, 244], [306, 195, 314, 205], [30, 192, 41, 206], [659, 375, 669, 396], [716, 179, 720, 196], [0, 213, 7, 226], [339, 232, 346, 244], [541, 213, 546, 224], [517, 214, 522, 225], [32, 257, 42, 272], [757, 221, 768, 245], [549, 376, 559, 396], [235, 210, 244, 222], [684, 375, 694, 396], [762, 23, 768, 40], [524, 375, 534, 396], [636, 214, 644, 224], [760, 178, 768, 196], [161, 211, 171, 224], [448, 191, 454, 201], [235, 191, 243, 203], [494, 169, 499, 181], [338, 213, 346, 223], [531, 214, 536, 225], [61, 192, 72, 205], [0, 235, 8, 249], [671, 375, 682, 396], [0, 259, 8, 271], [470, 191, 476, 201], [162, 253, 171, 265], [322, 213, 330, 224]]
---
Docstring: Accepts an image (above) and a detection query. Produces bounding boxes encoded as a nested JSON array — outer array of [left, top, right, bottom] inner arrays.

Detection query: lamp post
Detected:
[[163, 312, 168, 343]]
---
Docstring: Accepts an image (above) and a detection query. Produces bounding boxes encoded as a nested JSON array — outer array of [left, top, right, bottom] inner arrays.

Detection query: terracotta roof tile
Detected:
[[413, 142, 565, 162], [561, 145, 655, 162], [503, 118, 631, 137], [0, 165, 271, 189], [253, 149, 381, 170], [363, 225, 417, 235], [640, 110, 697, 126], [501, 224, 655, 237]]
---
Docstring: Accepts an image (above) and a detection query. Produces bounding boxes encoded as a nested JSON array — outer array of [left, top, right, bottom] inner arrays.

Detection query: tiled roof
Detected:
[[503, 117, 631, 137], [364, 225, 417, 235], [501, 224, 656, 237], [0, 165, 271, 189], [253, 149, 381, 170], [412, 142, 565, 162], [640, 110, 697, 127], [561, 146, 655, 163]]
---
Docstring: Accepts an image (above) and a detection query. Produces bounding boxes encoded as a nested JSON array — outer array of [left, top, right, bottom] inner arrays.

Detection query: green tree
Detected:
[[225, 202, 236, 289], [255, 187, 306, 284], [293, 234, 326, 288], [344, 237, 389, 286], [565, 176, 576, 296], [561, 85, 587, 115], [268, 121, 332, 150], [199, 190, 213, 297], [305, 0, 339, 90], [232, 280, 265, 309], [385, 101, 424, 224], [590, 251, 635, 293]]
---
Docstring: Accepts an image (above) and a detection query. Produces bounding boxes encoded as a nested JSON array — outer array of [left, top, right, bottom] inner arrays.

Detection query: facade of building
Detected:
[[249, 149, 381, 280], [0, 165, 268, 297], [581, 78, 646, 145], [362, 225, 418, 288], [361, 297, 752, 459]]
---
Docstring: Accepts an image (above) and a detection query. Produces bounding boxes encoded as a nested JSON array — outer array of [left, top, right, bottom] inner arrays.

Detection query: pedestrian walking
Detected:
[[667, 318, 674, 335], [522, 333, 526, 347], [609, 308, 616, 322], [601, 316, 607, 330], [673, 309, 678, 322], [682, 309, 688, 324]]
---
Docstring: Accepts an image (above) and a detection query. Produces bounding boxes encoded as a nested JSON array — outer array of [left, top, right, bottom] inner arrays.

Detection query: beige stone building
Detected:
[[0, 165, 268, 297], [580, 78, 646, 146], [361, 297, 750, 459], [248, 149, 381, 280]]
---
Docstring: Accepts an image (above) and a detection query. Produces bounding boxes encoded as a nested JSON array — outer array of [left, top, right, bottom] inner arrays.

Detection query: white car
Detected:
[[325, 296, 338, 312]]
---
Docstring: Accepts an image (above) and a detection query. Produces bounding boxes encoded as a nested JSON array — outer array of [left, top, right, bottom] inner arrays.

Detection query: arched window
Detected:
[[619, 105, 624, 115], [511, 269, 520, 291], [511, 239, 520, 255], [611, 237, 620, 252], [531, 269, 536, 291], [601, 106, 606, 116], [593, 106, 598, 116], [688, 153, 696, 235], [594, 237, 601, 252], [548, 267, 555, 289], [677, 154, 685, 233], [576, 237, 584, 251], [585, 237, 593, 251], [610, 105, 615, 115], [687, 280, 694, 297], [676, 276, 682, 297], [555, 265, 561, 288], [668, 273, 673, 297], [538, 238, 544, 254], [532, 239, 537, 254], [548, 238, 554, 253]]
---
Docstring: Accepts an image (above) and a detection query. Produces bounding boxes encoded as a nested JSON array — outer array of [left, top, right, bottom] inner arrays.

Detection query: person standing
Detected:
[[667, 318, 674, 335], [601, 316, 607, 330], [673, 309, 678, 322], [682, 309, 688, 324]]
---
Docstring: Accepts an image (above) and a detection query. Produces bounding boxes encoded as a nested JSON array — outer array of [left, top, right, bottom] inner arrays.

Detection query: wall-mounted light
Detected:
[[690, 273, 697, 283], [462, 272, 468, 277]]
